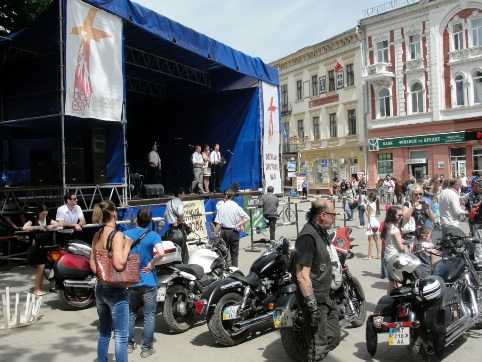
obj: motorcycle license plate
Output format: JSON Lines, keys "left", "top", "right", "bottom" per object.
{"left": 222, "top": 305, "right": 240, "bottom": 320}
{"left": 388, "top": 327, "right": 410, "bottom": 345}
{"left": 156, "top": 285, "right": 167, "bottom": 302}
{"left": 273, "top": 309, "right": 293, "bottom": 328}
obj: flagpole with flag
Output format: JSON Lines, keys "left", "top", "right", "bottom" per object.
{"left": 334, "top": 59, "right": 344, "bottom": 73}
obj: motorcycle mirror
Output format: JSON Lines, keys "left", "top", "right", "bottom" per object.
{"left": 158, "top": 219, "right": 165, "bottom": 229}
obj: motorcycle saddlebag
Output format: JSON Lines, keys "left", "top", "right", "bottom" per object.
{"left": 423, "top": 287, "right": 461, "bottom": 330}
{"left": 275, "top": 284, "right": 297, "bottom": 309}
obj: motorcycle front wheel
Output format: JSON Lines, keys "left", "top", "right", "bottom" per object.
{"left": 280, "top": 308, "right": 307, "bottom": 362}
{"left": 57, "top": 286, "right": 95, "bottom": 310}
{"left": 207, "top": 292, "right": 249, "bottom": 346}
{"left": 163, "top": 284, "right": 195, "bottom": 333}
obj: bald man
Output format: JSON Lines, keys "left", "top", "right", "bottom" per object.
{"left": 292, "top": 199, "right": 341, "bottom": 361}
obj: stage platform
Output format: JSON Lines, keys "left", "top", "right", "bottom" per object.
{"left": 127, "top": 189, "right": 262, "bottom": 207}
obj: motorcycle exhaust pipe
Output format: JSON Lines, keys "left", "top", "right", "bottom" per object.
{"left": 234, "top": 311, "right": 274, "bottom": 329}
{"left": 63, "top": 279, "right": 95, "bottom": 288}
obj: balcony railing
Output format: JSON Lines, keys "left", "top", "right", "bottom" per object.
{"left": 362, "top": 62, "right": 394, "bottom": 86}
{"left": 282, "top": 143, "right": 298, "bottom": 153}
{"left": 281, "top": 103, "right": 292, "bottom": 116}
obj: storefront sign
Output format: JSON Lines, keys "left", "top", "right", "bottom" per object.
{"left": 309, "top": 94, "right": 339, "bottom": 108}
{"left": 304, "top": 151, "right": 330, "bottom": 159}
{"left": 369, "top": 132, "right": 465, "bottom": 151}
{"left": 406, "top": 158, "right": 427, "bottom": 164}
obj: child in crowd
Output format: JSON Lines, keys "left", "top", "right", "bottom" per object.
{"left": 432, "top": 197, "right": 440, "bottom": 229}
{"left": 412, "top": 225, "right": 437, "bottom": 278}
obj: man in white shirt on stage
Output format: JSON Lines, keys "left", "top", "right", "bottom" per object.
{"left": 147, "top": 142, "right": 161, "bottom": 184}
{"left": 210, "top": 144, "right": 222, "bottom": 193}
{"left": 191, "top": 145, "right": 206, "bottom": 194}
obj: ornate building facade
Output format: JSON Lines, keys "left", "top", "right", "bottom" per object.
{"left": 271, "top": 29, "right": 365, "bottom": 193}
{"left": 361, "top": 0, "right": 482, "bottom": 187}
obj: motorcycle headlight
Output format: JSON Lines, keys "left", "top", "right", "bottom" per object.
{"left": 334, "top": 237, "right": 346, "bottom": 249}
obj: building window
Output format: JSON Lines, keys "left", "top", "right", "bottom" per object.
{"left": 281, "top": 84, "right": 288, "bottom": 113}
{"left": 474, "top": 71, "right": 482, "bottom": 104}
{"left": 328, "top": 70, "right": 335, "bottom": 92}
{"left": 453, "top": 23, "right": 464, "bottom": 51}
{"left": 408, "top": 34, "right": 421, "bottom": 60}
{"left": 376, "top": 40, "right": 389, "bottom": 63}
{"left": 313, "top": 117, "right": 320, "bottom": 140}
{"left": 347, "top": 109, "right": 356, "bottom": 135}
{"left": 379, "top": 88, "right": 391, "bottom": 117}
{"left": 312, "top": 75, "right": 318, "bottom": 96}
{"left": 377, "top": 153, "right": 393, "bottom": 176}
{"left": 329, "top": 113, "right": 337, "bottom": 138}
{"left": 346, "top": 64, "right": 354, "bottom": 86}
{"left": 296, "top": 80, "right": 302, "bottom": 100}
{"left": 297, "top": 120, "right": 304, "bottom": 141}
{"left": 472, "top": 18, "right": 482, "bottom": 47}
{"left": 411, "top": 82, "right": 424, "bottom": 113}
{"left": 474, "top": 147, "right": 482, "bottom": 176}
{"left": 455, "top": 74, "right": 465, "bottom": 106}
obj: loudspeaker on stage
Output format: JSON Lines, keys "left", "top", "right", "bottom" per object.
{"left": 144, "top": 184, "right": 164, "bottom": 198}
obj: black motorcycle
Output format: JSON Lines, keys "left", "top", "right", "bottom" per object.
{"left": 418, "top": 231, "right": 482, "bottom": 358}
{"left": 194, "top": 237, "right": 292, "bottom": 346}
{"left": 273, "top": 227, "right": 366, "bottom": 362}
{"left": 366, "top": 230, "right": 482, "bottom": 360}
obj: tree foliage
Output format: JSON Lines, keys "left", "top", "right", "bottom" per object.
{"left": 0, "top": 0, "right": 53, "bottom": 36}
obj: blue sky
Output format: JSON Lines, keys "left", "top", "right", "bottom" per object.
{"left": 134, "top": 0, "right": 401, "bottom": 63}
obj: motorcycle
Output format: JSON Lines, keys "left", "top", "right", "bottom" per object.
{"left": 418, "top": 231, "right": 482, "bottom": 359}
{"left": 43, "top": 237, "right": 96, "bottom": 310}
{"left": 366, "top": 229, "right": 482, "bottom": 360}
{"left": 272, "top": 227, "right": 366, "bottom": 362}
{"left": 194, "top": 236, "right": 292, "bottom": 346}
{"left": 155, "top": 225, "right": 241, "bottom": 333}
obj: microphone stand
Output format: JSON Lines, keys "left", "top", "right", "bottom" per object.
{"left": 227, "top": 149, "right": 234, "bottom": 187}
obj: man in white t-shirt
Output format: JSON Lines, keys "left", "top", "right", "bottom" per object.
{"left": 382, "top": 174, "right": 395, "bottom": 205}
{"left": 56, "top": 191, "right": 86, "bottom": 236}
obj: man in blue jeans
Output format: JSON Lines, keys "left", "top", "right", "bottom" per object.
{"left": 124, "top": 208, "right": 164, "bottom": 358}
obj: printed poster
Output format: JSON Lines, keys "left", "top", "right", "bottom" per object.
{"left": 262, "top": 82, "right": 281, "bottom": 193}
{"left": 65, "top": 0, "right": 123, "bottom": 121}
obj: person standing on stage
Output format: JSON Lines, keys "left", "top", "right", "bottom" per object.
{"left": 214, "top": 189, "right": 250, "bottom": 267}
{"left": 191, "top": 145, "right": 206, "bottom": 194}
{"left": 210, "top": 144, "right": 222, "bottom": 193}
{"left": 147, "top": 142, "right": 161, "bottom": 184}
{"left": 202, "top": 145, "right": 211, "bottom": 193}
{"left": 258, "top": 186, "right": 279, "bottom": 240}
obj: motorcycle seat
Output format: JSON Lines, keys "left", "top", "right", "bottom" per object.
{"left": 230, "top": 271, "right": 260, "bottom": 287}
{"left": 390, "top": 286, "right": 413, "bottom": 297}
{"left": 175, "top": 264, "right": 205, "bottom": 280}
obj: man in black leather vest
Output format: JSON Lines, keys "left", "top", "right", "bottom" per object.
{"left": 292, "top": 199, "right": 341, "bottom": 361}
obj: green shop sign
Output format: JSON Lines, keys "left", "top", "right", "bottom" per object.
{"left": 369, "top": 132, "right": 465, "bottom": 151}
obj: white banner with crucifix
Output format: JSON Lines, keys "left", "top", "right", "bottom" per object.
{"left": 262, "top": 82, "right": 281, "bottom": 194}
{"left": 65, "top": 0, "right": 123, "bottom": 121}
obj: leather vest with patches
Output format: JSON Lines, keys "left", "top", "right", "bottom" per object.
{"left": 296, "top": 222, "right": 332, "bottom": 303}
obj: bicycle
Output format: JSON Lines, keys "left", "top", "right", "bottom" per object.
{"left": 278, "top": 194, "right": 296, "bottom": 223}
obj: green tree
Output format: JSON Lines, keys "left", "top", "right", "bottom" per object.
{"left": 0, "top": 0, "right": 52, "bottom": 36}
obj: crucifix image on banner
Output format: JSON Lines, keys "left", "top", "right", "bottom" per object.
{"left": 65, "top": 0, "right": 123, "bottom": 121}
{"left": 262, "top": 82, "right": 281, "bottom": 194}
